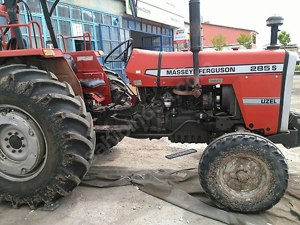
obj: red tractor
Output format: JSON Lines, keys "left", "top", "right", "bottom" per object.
{"left": 0, "top": 0, "right": 299, "bottom": 213}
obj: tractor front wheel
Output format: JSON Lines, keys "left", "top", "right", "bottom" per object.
{"left": 199, "top": 132, "right": 288, "bottom": 213}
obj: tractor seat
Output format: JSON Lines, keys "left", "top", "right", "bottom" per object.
{"left": 80, "top": 79, "right": 106, "bottom": 89}
{"left": 64, "top": 54, "right": 78, "bottom": 73}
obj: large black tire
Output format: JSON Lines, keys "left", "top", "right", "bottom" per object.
{"left": 94, "top": 71, "right": 127, "bottom": 155}
{"left": 199, "top": 132, "right": 288, "bottom": 213}
{"left": 0, "top": 64, "right": 95, "bottom": 209}
{"left": 106, "top": 71, "right": 131, "bottom": 104}
{"left": 95, "top": 132, "right": 124, "bottom": 154}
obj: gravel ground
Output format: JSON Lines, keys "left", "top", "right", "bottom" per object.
{"left": 0, "top": 76, "right": 299, "bottom": 225}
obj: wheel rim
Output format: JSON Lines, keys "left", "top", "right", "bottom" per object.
{"left": 217, "top": 152, "right": 271, "bottom": 201}
{"left": 0, "top": 105, "right": 47, "bottom": 182}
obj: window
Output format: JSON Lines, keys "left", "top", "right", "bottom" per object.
{"left": 110, "top": 27, "right": 119, "bottom": 41}
{"left": 83, "top": 10, "right": 93, "bottom": 22}
{"left": 72, "top": 8, "right": 82, "bottom": 20}
{"left": 84, "top": 24, "right": 94, "bottom": 37}
{"left": 18, "top": 1, "right": 121, "bottom": 52}
{"left": 96, "top": 28, "right": 101, "bottom": 41}
{"left": 26, "top": 0, "right": 42, "bottom": 13}
{"left": 94, "top": 12, "right": 102, "bottom": 24}
{"left": 101, "top": 26, "right": 110, "bottom": 40}
{"left": 128, "top": 20, "right": 135, "bottom": 29}
{"left": 59, "top": 20, "right": 71, "bottom": 36}
{"left": 122, "top": 19, "right": 129, "bottom": 29}
{"left": 143, "top": 37, "right": 152, "bottom": 46}
{"left": 156, "top": 27, "right": 161, "bottom": 34}
{"left": 57, "top": 5, "right": 70, "bottom": 18}
{"left": 136, "top": 22, "right": 141, "bottom": 31}
{"left": 147, "top": 24, "right": 152, "bottom": 33}
{"left": 152, "top": 26, "right": 157, "bottom": 34}
{"left": 163, "top": 37, "right": 170, "bottom": 46}
{"left": 165, "top": 28, "right": 172, "bottom": 36}
{"left": 65, "top": 39, "right": 73, "bottom": 51}
{"left": 102, "top": 40, "right": 111, "bottom": 53}
{"left": 153, "top": 37, "right": 161, "bottom": 46}
{"left": 103, "top": 15, "right": 112, "bottom": 25}
{"left": 142, "top": 23, "right": 147, "bottom": 32}
{"left": 51, "top": 19, "right": 58, "bottom": 35}
{"left": 119, "top": 29, "right": 130, "bottom": 42}
{"left": 121, "top": 18, "right": 173, "bottom": 52}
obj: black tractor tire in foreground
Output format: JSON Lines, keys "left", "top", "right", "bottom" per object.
{"left": 0, "top": 64, "right": 95, "bottom": 209}
{"left": 199, "top": 132, "right": 288, "bottom": 213}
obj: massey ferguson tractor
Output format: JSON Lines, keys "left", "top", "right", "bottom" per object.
{"left": 0, "top": 0, "right": 299, "bottom": 213}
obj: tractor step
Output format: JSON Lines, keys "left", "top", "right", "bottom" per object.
{"left": 94, "top": 124, "right": 133, "bottom": 134}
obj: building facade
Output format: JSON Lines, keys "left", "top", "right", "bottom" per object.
{"left": 3, "top": 0, "right": 185, "bottom": 78}
{"left": 0, "top": 0, "right": 258, "bottom": 77}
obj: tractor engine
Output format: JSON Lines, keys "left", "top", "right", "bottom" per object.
{"left": 125, "top": 47, "right": 298, "bottom": 145}
{"left": 132, "top": 84, "right": 242, "bottom": 143}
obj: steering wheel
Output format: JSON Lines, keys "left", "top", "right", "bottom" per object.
{"left": 104, "top": 38, "right": 133, "bottom": 64}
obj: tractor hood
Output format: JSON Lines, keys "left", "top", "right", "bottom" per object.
{"left": 126, "top": 48, "right": 290, "bottom": 87}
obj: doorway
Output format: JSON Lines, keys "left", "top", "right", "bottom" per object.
{"left": 75, "top": 40, "right": 95, "bottom": 51}
{"left": 131, "top": 30, "right": 162, "bottom": 51}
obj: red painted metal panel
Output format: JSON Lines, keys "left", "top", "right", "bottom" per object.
{"left": 126, "top": 49, "right": 286, "bottom": 135}
{"left": 0, "top": 48, "right": 65, "bottom": 58}
{"left": 67, "top": 50, "right": 112, "bottom": 105}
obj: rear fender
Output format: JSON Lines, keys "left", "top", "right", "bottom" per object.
{"left": 67, "top": 50, "right": 112, "bottom": 105}
{"left": 26, "top": 56, "right": 83, "bottom": 96}
{"left": 0, "top": 49, "right": 83, "bottom": 96}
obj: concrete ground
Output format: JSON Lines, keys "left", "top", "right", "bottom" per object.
{"left": 1, "top": 75, "right": 299, "bottom": 225}
{"left": 0, "top": 138, "right": 222, "bottom": 225}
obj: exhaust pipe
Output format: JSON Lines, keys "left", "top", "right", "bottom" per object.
{"left": 189, "top": 0, "right": 202, "bottom": 97}
{"left": 266, "top": 16, "right": 283, "bottom": 50}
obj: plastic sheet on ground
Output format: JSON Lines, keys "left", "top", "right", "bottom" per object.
{"left": 82, "top": 147, "right": 300, "bottom": 225}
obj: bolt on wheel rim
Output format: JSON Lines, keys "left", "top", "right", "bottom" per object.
{"left": 0, "top": 105, "right": 47, "bottom": 182}
{"left": 217, "top": 153, "right": 271, "bottom": 200}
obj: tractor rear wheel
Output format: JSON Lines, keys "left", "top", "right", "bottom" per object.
{"left": 199, "top": 132, "right": 288, "bottom": 213}
{"left": 0, "top": 64, "right": 95, "bottom": 208}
